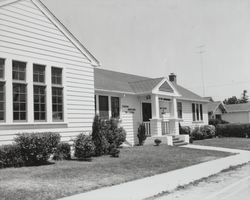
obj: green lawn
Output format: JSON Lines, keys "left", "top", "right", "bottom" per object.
{"left": 0, "top": 145, "right": 231, "bottom": 200}
{"left": 194, "top": 137, "right": 250, "bottom": 151}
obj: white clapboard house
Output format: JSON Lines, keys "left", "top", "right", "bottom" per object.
{"left": 0, "top": 0, "right": 209, "bottom": 146}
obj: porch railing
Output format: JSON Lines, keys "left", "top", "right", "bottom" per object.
{"left": 143, "top": 122, "right": 151, "bottom": 137}
{"left": 162, "top": 120, "right": 170, "bottom": 135}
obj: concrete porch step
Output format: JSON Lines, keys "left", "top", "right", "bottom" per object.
{"left": 144, "top": 136, "right": 170, "bottom": 146}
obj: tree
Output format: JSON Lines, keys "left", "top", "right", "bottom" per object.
{"left": 223, "top": 90, "right": 248, "bottom": 105}
{"left": 240, "top": 90, "right": 248, "bottom": 103}
{"left": 223, "top": 96, "right": 239, "bottom": 105}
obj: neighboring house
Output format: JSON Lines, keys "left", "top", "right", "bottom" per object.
{"left": 0, "top": 0, "right": 209, "bottom": 146}
{"left": 0, "top": 0, "right": 99, "bottom": 144}
{"left": 207, "top": 101, "right": 227, "bottom": 120}
{"left": 95, "top": 70, "right": 209, "bottom": 145}
{"left": 222, "top": 103, "right": 250, "bottom": 123}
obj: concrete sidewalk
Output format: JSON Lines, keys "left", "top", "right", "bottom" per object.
{"left": 58, "top": 145, "right": 250, "bottom": 200}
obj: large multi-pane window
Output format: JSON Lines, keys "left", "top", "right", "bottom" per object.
{"left": 0, "top": 83, "right": 5, "bottom": 121}
{"left": 192, "top": 103, "right": 203, "bottom": 122}
{"left": 13, "top": 61, "right": 26, "bottom": 121}
{"left": 52, "top": 87, "right": 63, "bottom": 121}
{"left": 111, "top": 97, "right": 120, "bottom": 118}
{"left": 34, "top": 86, "right": 46, "bottom": 121}
{"left": 13, "top": 84, "right": 27, "bottom": 121}
{"left": 33, "top": 64, "right": 45, "bottom": 83}
{"left": 52, "top": 67, "right": 63, "bottom": 121}
{"left": 0, "top": 58, "right": 4, "bottom": 79}
{"left": 33, "top": 64, "right": 46, "bottom": 121}
{"left": 13, "top": 61, "right": 26, "bottom": 81}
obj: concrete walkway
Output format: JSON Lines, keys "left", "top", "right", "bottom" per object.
{"left": 58, "top": 145, "right": 250, "bottom": 200}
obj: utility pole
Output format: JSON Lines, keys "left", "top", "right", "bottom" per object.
{"left": 197, "top": 45, "right": 206, "bottom": 97}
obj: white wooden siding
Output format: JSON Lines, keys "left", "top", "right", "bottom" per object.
{"left": 222, "top": 112, "right": 250, "bottom": 123}
{"left": 179, "top": 100, "right": 208, "bottom": 127}
{"left": 120, "top": 95, "right": 141, "bottom": 145}
{"left": 0, "top": 0, "right": 95, "bottom": 144}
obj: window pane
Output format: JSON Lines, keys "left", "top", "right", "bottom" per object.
{"left": 33, "top": 64, "right": 45, "bottom": 83}
{"left": 33, "top": 86, "right": 46, "bottom": 121}
{"left": 177, "top": 102, "right": 182, "bottom": 119}
{"left": 99, "top": 95, "right": 109, "bottom": 119}
{"left": 196, "top": 104, "right": 200, "bottom": 121}
{"left": 13, "top": 84, "right": 26, "bottom": 121}
{"left": 12, "top": 61, "right": 26, "bottom": 81}
{"left": 52, "top": 87, "right": 63, "bottom": 121}
{"left": 52, "top": 67, "right": 62, "bottom": 85}
{"left": 200, "top": 104, "right": 203, "bottom": 121}
{"left": 192, "top": 103, "right": 196, "bottom": 121}
{"left": 111, "top": 97, "right": 120, "bottom": 118}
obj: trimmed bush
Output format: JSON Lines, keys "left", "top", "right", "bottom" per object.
{"left": 92, "top": 116, "right": 109, "bottom": 156}
{"left": 109, "top": 144, "right": 120, "bottom": 158}
{"left": 217, "top": 123, "right": 250, "bottom": 138}
{"left": 154, "top": 139, "right": 162, "bottom": 146}
{"left": 0, "top": 144, "right": 24, "bottom": 168}
{"left": 15, "top": 132, "right": 60, "bottom": 165}
{"left": 137, "top": 123, "right": 146, "bottom": 145}
{"left": 53, "top": 142, "right": 71, "bottom": 161}
{"left": 191, "top": 125, "right": 216, "bottom": 140}
{"left": 209, "top": 119, "right": 229, "bottom": 127}
{"left": 74, "top": 134, "right": 95, "bottom": 161}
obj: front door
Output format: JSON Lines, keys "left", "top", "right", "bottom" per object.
{"left": 142, "top": 103, "right": 152, "bottom": 122}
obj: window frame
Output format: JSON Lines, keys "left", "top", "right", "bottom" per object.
{"left": 51, "top": 67, "right": 63, "bottom": 86}
{"left": 34, "top": 85, "right": 47, "bottom": 122}
{"left": 52, "top": 87, "right": 64, "bottom": 122}
{"left": 98, "top": 95, "right": 109, "bottom": 120}
{"left": 12, "top": 60, "right": 26, "bottom": 82}
{"left": 0, "top": 58, "right": 5, "bottom": 80}
{"left": 33, "top": 64, "right": 46, "bottom": 84}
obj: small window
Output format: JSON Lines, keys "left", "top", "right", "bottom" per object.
{"left": 13, "top": 84, "right": 27, "bottom": 121}
{"left": 99, "top": 95, "right": 109, "bottom": 119}
{"left": 192, "top": 103, "right": 195, "bottom": 121}
{"left": 13, "top": 61, "right": 26, "bottom": 81}
{"left": 52, "top": 87, "right": 63, "bottom": 121}
{"left": 52, "top": 67, "right": 62, "bottom": 85}
{"left": 0, "top": 58, "right": 4, "bottom": 79}
{"left": 33, "top": 64, "right": 45, "bottom": 83}
{"left": 177, "top": 102, "right": 182, "bottom": 119}
{"left": 0, "top": 83, "right": 5, "bottom": 121}
{"left": 111, "top": 97, "right": 120, "bottom": 118}
{"left": 215, "top": 114, "right": 221, "bottom": 120}
{"left": 34, "top": 86, "right": 46, "bottom": 121}
{"left": 200, "top": 104, "right": 203, "bottom": 121}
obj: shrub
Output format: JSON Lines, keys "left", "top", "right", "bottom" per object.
{"left": 53, "top": 142, "right": 71, "bottom": 161}
{"left": 217, "top": 123, "right": 250, "bottom": 138}
{"left": 74, "top": 134, "right": 95, "bottom": 161}
{"left": 137, "top": 123, "right": 146, "bottom": 145}
{"left": 191, "top": 125, "right": 216, "bottom": 140}
{"left": 104, "top": 119, "right": 126, "bottom": 148}
{"left": 179, "top": 123, "right": 191, "bottom": 135}
{"left": 154, "top": 139, "right": 162, "bottom": 146}
{"left": 209, "top": 119, "right": 229, "bottom": 127}
{"left": 15, "top": 132, "right": 60, "bottom": 165}
{"left": 109, "top": 144, "right": 120, "bottom": 158}
{"left": 0, "top": 144, "right": 24, "bottom": 168}
{"left": 92, "top": 116, "right": 109, "bottom": 156}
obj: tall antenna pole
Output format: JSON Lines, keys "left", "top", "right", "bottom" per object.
{"left": 197, "top": 45, "right": 206, "bottom": 96}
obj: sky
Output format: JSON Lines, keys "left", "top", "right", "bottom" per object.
{"left": 42, "top": 0, "right": 250, "bottom": 101}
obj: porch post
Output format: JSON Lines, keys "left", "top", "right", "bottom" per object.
{"left": 150, "top": 94, "right": 162, "bottom": 136}
{"left": 169, "top": 97, "right": 179, "bottom": 135}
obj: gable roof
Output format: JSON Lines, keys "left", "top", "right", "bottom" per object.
{"left": 94, "top": 68, "right": 207, "bottom": 102}
{"left": 0, "top": 0, "right": 100, "bottom": 66}
{"left": 225, "top": 103, "right": 250, "bottom": 113}
{"left": 208, "top": 101, "right": 227, "bottom": 114}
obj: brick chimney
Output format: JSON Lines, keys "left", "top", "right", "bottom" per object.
{"left": 169, "top": 73, "right": 177, "bottom": 84}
